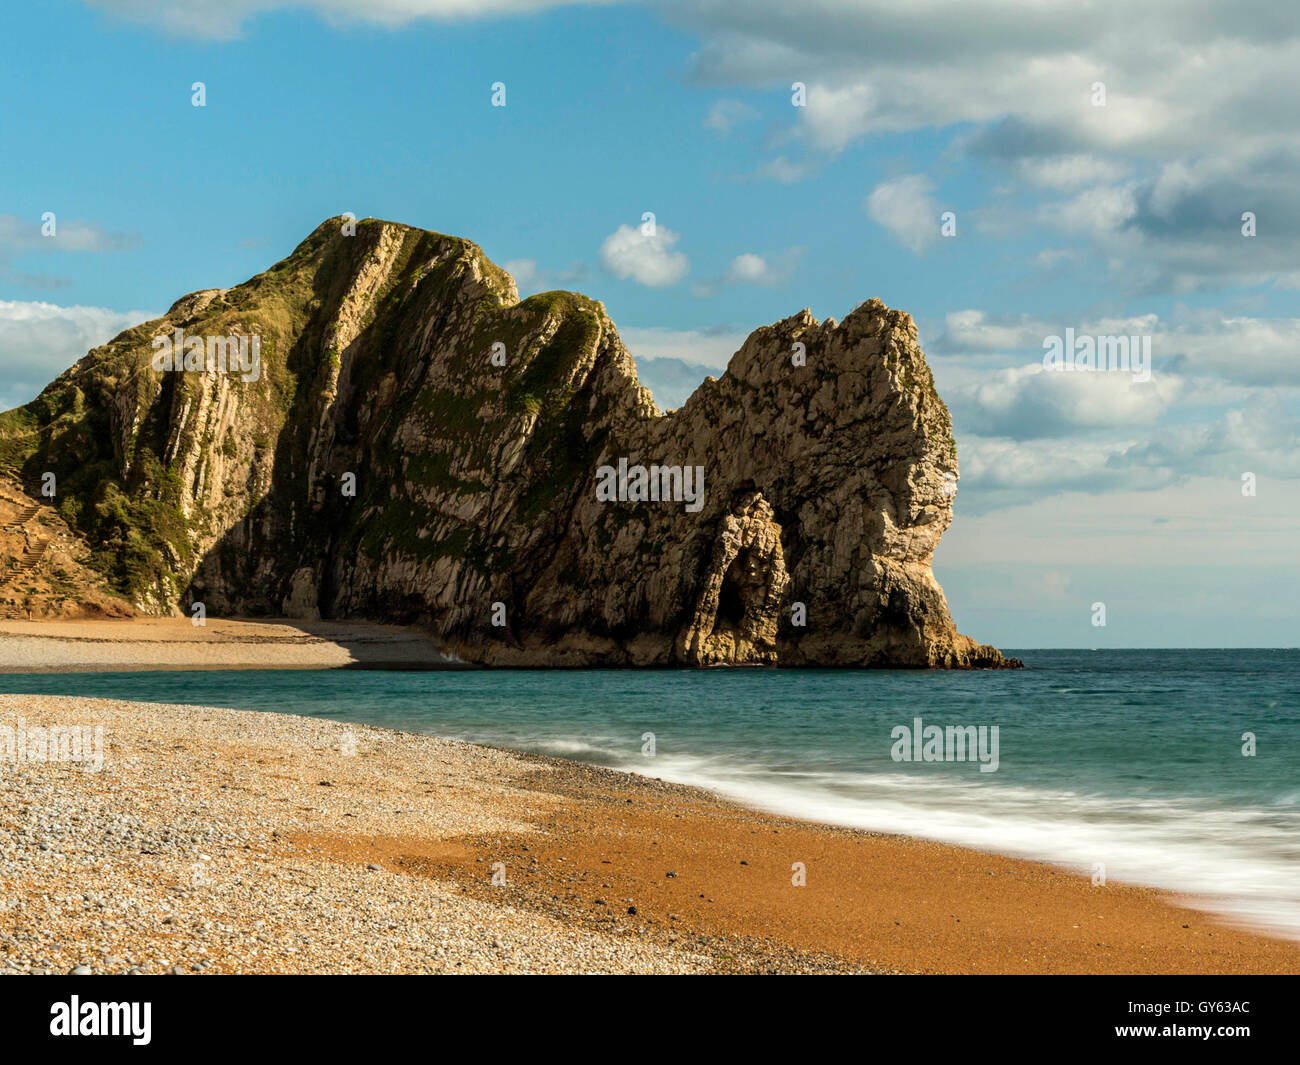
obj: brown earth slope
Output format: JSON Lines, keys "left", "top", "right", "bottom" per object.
{"left": 0, "top": 477, "right": 133, "bottom": 621}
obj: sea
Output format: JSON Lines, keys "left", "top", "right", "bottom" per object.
{"left": 4, "top": 648, "right": 1297, "bottom": 940}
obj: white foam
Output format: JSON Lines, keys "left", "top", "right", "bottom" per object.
{"left": 605, "top": 751, "right": 1300, "bottom": 941}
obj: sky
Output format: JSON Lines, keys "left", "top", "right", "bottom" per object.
{"left": 2, "top": 0, "right": 1298, "bottom": 647}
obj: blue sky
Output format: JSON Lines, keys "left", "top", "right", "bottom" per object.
{"left": 2, "top": 0, "right": 1298, "bottom": 646}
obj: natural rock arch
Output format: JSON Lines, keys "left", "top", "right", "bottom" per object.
{"left": 677, "top": 492, "right": 790, "bottom": 665}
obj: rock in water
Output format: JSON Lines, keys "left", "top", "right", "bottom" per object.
{"left": 0, "top": 217, "right": 1018, "bottom": 669}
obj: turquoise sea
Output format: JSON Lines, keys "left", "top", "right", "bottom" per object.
{"left": 4, "top": 648, "right": 1297, "bottom": 938}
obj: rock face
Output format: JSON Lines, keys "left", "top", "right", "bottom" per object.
{"left": 0, "top": 217, "right": 1018, "bottom": 668}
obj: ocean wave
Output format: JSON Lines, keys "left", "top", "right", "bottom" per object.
{"left": 603, "top": 750, "right": 1300, "bottom": 941}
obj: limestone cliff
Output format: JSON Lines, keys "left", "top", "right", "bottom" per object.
{"left": 0, "top": 218, "right": 1018, "bottom": 668}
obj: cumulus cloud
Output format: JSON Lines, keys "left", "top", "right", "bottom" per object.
{"left": 1109, "top": 394, "right": 1300, "bottom": 480}
{"left": 865, "top": 174, "right": 941, "bottom": 253}
{"left": 620, "top": 324, "right": 750, "bottom": 408}
{"left": 598, "top": 223, "right": 690, "bottom": 287}
{"left": 950, "top": 395, "right": 1300, "bottom": 513}
{"left": 665, "top": 0, "right": 1300, "bottom": 290}
{"left": 930, "top": 310, "right": 1160, "bottom": 356}
{"left": 0, "top": 300, "right": 157, "bottom": 412}
{"left": 929, "top": 310, "right": 1045, "bottom": 354}
{"left": 620, "top": 325, "right": 747, "bottom": 370}
{"left": 946, "top": 363, "right": 1177, "bottom": 440}
{"left": 1152, "top": 314, "right": 1300, "bottom": 385}
{"left": 723, "top": 252, "right": 770, "bottom": 284}
{"left": 798, "top": 83, "right": 877, "bottom": 153}
{"left": 957, "top": 433, "right": 1156, "bottom": 503}
{"left": 920, "top": 303, "right": 1300, "bottom": 512}
{"left": 723, "top": 248, "right": 801, "bottom": 286}
{"left": 673, "top": 1, "right": 1300, "bottom": 157}
{"left": 632, "top": 357, "right": 714, "bottom": 410}
{"left": 929, "top": 308, "right": 1300, "bottom": 388}
{"left": 1015, "top": 155, "right": 1131, "bottom": 191}
{"left": 687, "top": 247, "right": 803, "bottom": 297}
{"left": 1048, "top": 182, "right": 1139, "bottom": 235}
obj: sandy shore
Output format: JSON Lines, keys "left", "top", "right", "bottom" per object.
{"left": 1, "top": 694, "right": 1298, "bottom": 974}
{"left": 0, "top": 618, "right": 452, "bottom": 672}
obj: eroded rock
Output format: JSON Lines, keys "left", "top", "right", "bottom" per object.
{"left": 0, "top": 217, "right": 1019, "bottom": 669}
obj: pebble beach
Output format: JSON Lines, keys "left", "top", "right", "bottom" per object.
{"left": 3, "top": 690, "right": 1298, "bottom": 975}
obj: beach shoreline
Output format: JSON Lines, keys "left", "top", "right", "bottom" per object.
{"left": 1, "top": 693, "right": 1297, "bottom": 974}
{"left": 0, "top": 618, "right": 455, "bottom": 673}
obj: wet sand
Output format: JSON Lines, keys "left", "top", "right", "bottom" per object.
{"left": 406, "top": 762, "right": 1300, "bottom": 974}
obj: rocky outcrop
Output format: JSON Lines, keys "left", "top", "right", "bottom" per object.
{"left": 676, "top": 492, "right": 790, "bottom": 666}
{"left": 0, "top": 217, "right": 1019, "bottom": 668}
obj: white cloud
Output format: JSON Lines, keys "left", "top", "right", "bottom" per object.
{"left": 931, "top": 310, "right": 1043, "bottom": 353}
{"left": 721, "top": 249, "right": 801, "bottom": 287}
{"left": 916, "top": 304, "right": 1300, "bottom": 516}
{"left": 940, "top": 475, "right": 1300, "bottom": 569}
{"left": 499, "top": 260, "right": 535, "bottom": 284}
{"left": 931, "top": 310, "right": 1161, "bottom": 355}
{"left": 1016, "top": 155, "right": 1131, "bottom": 191}
{"left": 1048, "top": 182, "right": 1139, "bottom": 235}
{"left": 1153, "top": 313, "right": 1300, "bottom": 385}
{"left": 703, "top": 98, "right": 758, "bottom": 134}
{"left": 619, "top": 325, "right": 746, "bottom": 370}
{"left": 689, "top": 247, "right": 803, "bottom": 296}
{"left": 936, "top": 374, "right": 1300, "bottom": 513}
{"left": 88, "top": 0, "right": 598, "bottom": 38}
{"left": 799, "top": 83, "right": 877, "bottom": 152}
{"left": 674, "top": 2, "right": 1300, "bottom": 160}
{"left": 958, "top": 433, "right": 1145, "bottom": 497}
{"left": 929, "top": 308, "right": 1300, "bottom": 387}
{"left": 598, "top": 223, "right": 690, "bottom": 287}
{"left": 753, "top": 156, "right": 817, "bottom": 184}
{"left": 503, "top": 258, "right": 538, "bottom": 286}
{"left": 0, "top": 300, "right": 157, "bottom": 412}
{"left": 667, "top": 0, "right": 1300, "bottom": 291}
{"left": 723, "top": 252, "right": 769, "bottom": 284}
{"left": 948, "top": 362, "right": 1178, "bottom": 439}
{"left": 1032, "top": 247, "right": 1077, "bottom": 269}
{"left": 865, "top": 174, "right": 941, "bottom": 254}
{"left": 503, "top": 257, "right": 587, "bottom": 295}
{"left": 0, "top": 214, "right": 139, "bottom": 253}
{"left": 0, "top": 214, "right": 141, "bottom": 289}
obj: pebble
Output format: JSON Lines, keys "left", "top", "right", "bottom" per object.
{"left": 0, "top": 694, "right": 710, "bottom": 976}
